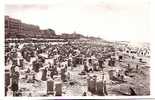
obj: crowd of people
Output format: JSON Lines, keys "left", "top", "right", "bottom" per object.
{"left": 5, "top": 39, "right": 150, "bottom": 96}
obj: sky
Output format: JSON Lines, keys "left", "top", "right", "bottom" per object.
{"left": 5, "top": 0, "right": 150, "bottom": 42}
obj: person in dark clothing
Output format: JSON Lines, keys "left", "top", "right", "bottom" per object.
{"left": 72, "top": 57, "right": 77, "bottom": 67}
{"left": 11, "top": 71, "right": 20, "bottom": 96}
{"left": 12, "top": 59, "right": 18, "bottom": 66}
{"left": 5, "top": 69, "right": 10, "bottom": 96}
{"left": 19, "top": 59, "right": 24, "bottom": 68}
{"left": 98, "top": 59, "right": 103, "bottom": 69}
{"left": 89, "top": 59, "right": 92, "bottom": 65}
{"left": 103, "top": 81, "right": 108, "bottom": 95}
{"left": 136, "top": 64, "right": 139, "bottom": 72}
{"left": 84, "top": 64, "right": 88, "bottom": 72}
{"left": 32, "top": 61, "right": 41, "bottom": 73}
{"left": 118, "top": 55, "right": 123, "bottom": 61}
{"left": 68, "top": 59, "right": 72, "bottom": 67}
{"left": 49, "top": 65, "right": 58, "bottom": 79}
{"left": 10, "top": 65, "right": 16, "bottom": 79}
{"left": 5, "top": 86, "right": 8, "bottom": 96}
{"left": 41, "top": 67, "right": 47, "bottom": 81}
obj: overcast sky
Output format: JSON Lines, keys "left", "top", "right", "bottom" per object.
{"left": 5, "top": 0, "right": 150, "bottom": 42}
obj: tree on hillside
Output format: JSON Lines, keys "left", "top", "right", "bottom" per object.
{"left": 47, "top": 28, "right": 56, "bottom": 36}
